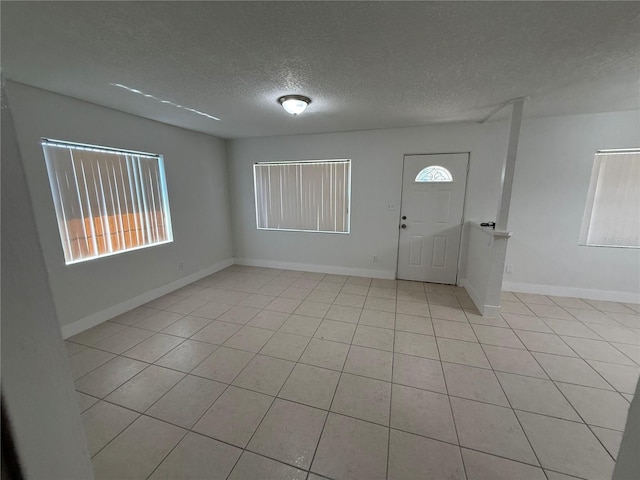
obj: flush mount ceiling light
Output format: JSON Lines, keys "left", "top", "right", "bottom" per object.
{"left": 278, "top": 95, "right": 311, "bottom": 115}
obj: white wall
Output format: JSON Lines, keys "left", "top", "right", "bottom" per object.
{"left": 229, "top": 122, "right": 508, "bottom": 277}
{"left": 6, "top": 82, "right": 234, "bottom": 330}
{"left": 229, "top": 110, "right": 640, "bottom": 301}
{"left": 504, "top": 110, "right": 640, "bottom": 301}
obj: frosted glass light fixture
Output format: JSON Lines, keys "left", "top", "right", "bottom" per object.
{"left": 278, "top": 95, "right": 311, "bottom": 115}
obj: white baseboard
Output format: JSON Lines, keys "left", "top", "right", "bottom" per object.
{"left": 459, "top": 278, "right": 501, "bottom": 317}
{"left": 61, "top": 258, "right": 234, "bottom": 339}
{"left": 234, "top": 257, "right": 396, "bottom": 280}
{"left": 502, "top": 281, "right": 640, "bottom": 304}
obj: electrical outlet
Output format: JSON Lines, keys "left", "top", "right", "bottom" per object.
{"left": 387, "top": 204, "right": 396, "bottom": 211}
{"left": 372, "top": 255, "right": 378, "bottom": 263}
{"left": 178, "top": 262, "right": 184, "bottom": 270}
{"left": 505, "top": 264, "right": 513, "bottom": 274}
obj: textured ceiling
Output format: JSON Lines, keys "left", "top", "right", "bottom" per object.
{"left": 2, "top": 1, "right": 639, "bottom": 139}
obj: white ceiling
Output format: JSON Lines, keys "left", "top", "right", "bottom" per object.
{"left": 2, "top": 1, "right": 639, "bottom": 139}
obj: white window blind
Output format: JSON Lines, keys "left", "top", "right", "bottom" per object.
{"left": 42, "top": 139, "right": 173, "bottom": 264}
{"left": 580, "top": 149, "right": 640, "bottom": 248}
{"left": 253, "top": 159, "right": 351, "bottom": 233}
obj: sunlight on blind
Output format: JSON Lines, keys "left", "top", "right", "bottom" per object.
{"left": 42, "top": 139, "right": 173, "bottom": 264}
{"left": 253, "top": 160, "right": 351, "bottom": 233}
{"left": 580, "top": 150, "right": 640, "bottom": 248}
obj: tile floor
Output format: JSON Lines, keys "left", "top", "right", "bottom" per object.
{"left": 66, "top": 266, "right": 640, "bottom": 480}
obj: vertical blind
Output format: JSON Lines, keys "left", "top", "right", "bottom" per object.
{"left": 580, "top": 150, "right": 640, "bottom": 248}
{"left": 253, "top": 160, "right": 351, "bottom": 233}
{"left": 42, "top": 139, "right": 173, "bottom": 264}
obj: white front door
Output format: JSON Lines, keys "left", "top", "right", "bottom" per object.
{"left": 397, "top": 153, "right": 469, "bottom": 284}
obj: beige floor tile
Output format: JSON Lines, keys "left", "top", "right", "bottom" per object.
{"left": 294, "top": 300, "right": 331, "bottom": 318}
{"left": 549, "top": 296, "right": 594, "bottom": 310}
{"left": 515, "top": 330, "right": 576, "bottom": 356}
{"left": 567, "top": 307, "right": 620, "bottom": 325}
{"left": 608, "top": 311, "right": 640, "bottom": 329}
{"left": 259, "top": 331, "right": 310, "bottom": 361}
{"left": 105, "top": 365, "right": 184, "bottom": 412}
{"left": 466, "top": 311, "right": 510, "bottom": 327}
{"left": 69, "top": 348, "right": 116, "bottom": 380}
{"left": 94, "top": 327, "right": 155, "bottom": 354}
{"left": 611, "top": 342, "right": 640, "bottom": 364}
{"left": 123, "top": 333, "right": 184, "bottom": 363}
{"left": 247, "top": 310, "right": 289, "bottom": 330}
{"left": 434, "top": 319, "right": 477, "bottom": 342}
{"left": 396, "top": 300, "right": 429, "bottom": 317}
{"left": 396, "top": 289, "right": 427, "bottom": 303}
{"left": 248, "top": 399, "right": 326, "bottom": 469}
{"left": 437, "top": 338, "right": 489, "bottom": 368}
{"left": 325, "top": 304, "right": 362, "bottom": 323}
{"left": 346, "top": 276, "right": 373, "bottom": 286}
{"left": 239, "top": 293, "right": 276, "bottom": 309}
{"left": 502, "top": 313, "right": 553, "bottom": 333}
{"left": 160, "top": 316, "right": 211, "bottom": 338}
{"left": 344, "top": 345, "right": 393, "bottom": 381}
{"left": 590, "top": 426, "right": 623, "bottom": 459}
{"left": 91, "top": 416, "right": 185, "bottom": 480}
{"left": 364, "top": 296, "right": 397, "bottom": 313}
{"left": 189, "top": 346, "right": 253, "bottom": 383}
{"left": 395, "top": 313, "right": 434, "bottom": 335}
{"left": 587, "top": 323, "right": 640, "bottom": 344}
{"left": 586, "top": 360, "right": 640, "bottom": 394}
{"left": 397, "top": 280, "right": 425, "bottom": 292}
{"left": 311, "top": 413, "right": 388, "bottom": 480}
{"left": 500, "top": 301, "right": 534, "bottom": 315}
{"left": 360, "top": 309, "right": 396, "bottom": 329}
{"left": 165, "top": 298, "right": 208, "bottom": 315}
{"left": 299, "top": 338, "right": 349, "bottom": 371}
{"left": 110, "top": 306, "right": 157, "bottom": 326}
{"left": 395, "top": 331, "right": 439, "bottom": 359}
{"left": 341, "top": 283, "right": 370, "bottom": 296}
{"left": 307, "top": 289, "right": 339, "bottom": 304}
{"left": 193, "top": 386, "right": 272, "bottom": 447}
{"left": 279, "top": 314, "right": 322, "bottom": 336}
{"left": 368, "top": 286, "right": 397, "bottom": 299}
{"left": 146, "top": 375, "right": 226, "bottom": 428}
{"left": 76, "top": 391, "right": 99, "bottom": 412}
{"left": 425, "top": 283, "right": 455, "bottom": 295}
{"left": 556, "top": 382, "right": 630, "bottom": 430}
{"left": 392, "top": 353, "right": 446, "bottom": 393}
{"left": 513, "top": 293, "right": 555, "bottom": 306}
{"left": 69, "top": 321, "right": 128, "bottom": 346}
{"left": 278, "top": 363, "right": 340, "bottom": 410}
{"left": 232, "top": 354, "right": 295, "bottom": 395}
{"left": 473, "top": 325, "right": 525, "bottom": 349}
{"left": 190, "top": 301, "right": 233, "bottom": 320}
{"left": 266, "top": 297, "right": 303, "bottom": 314}
{"left": 532, "top": 352, "right": 612, "bottom": 389}
{"left": 154, "top": 339, "right": 217, "bottom": 373}
{"left": 496, "top": 372, "right": 581, "bottom": 421}
{"left": 218, "top": 306, "right": 262, "bottom": 325}
{"left": 149, "top": 432, "right": 241, "bottom": 480}
{"left": 228, "top": 451, "right": 306, "bottom": 480}
{"left": 332, "top": 373, "right": 391, "bottom": 425}
{"left": 427, "top": 293, "right": 461, "bottom": 307}
{"left": 583, "top": 301, "right": 635, "bottom": 314}
{"left": 281, "top": 286, "right": 313, "bottom": 300}
{"left": 314, "top": 319, "right": 357, "bottom": 343}
{"left": 541, "top": 318, "right": 601, "bottom": 340}
{"left": 389, "top": 429, "right": 465, "bottom": 480}
{"left": 191, "top": 320, "right": 242, "bottom": 344}
{"left": 482, "top": 344, "right": 548, "bottom": 378}
{"left": 334, "top": 293, "right": 366, "bottom": 308}
{"left": 352, "top": 324, "right": 394, "bottom": 351}
{"left": 223, "top": 326, "right": 274, "bottom": 353}
{"left": 461, "top": 448, "right": 546, "bottom": 480}
{"left": 429, "top": 305, "right": 467, "bottom": 322}
{"left": 561, "top": 337, "right": 635, "bottom": 365}
{"left": 145, "top": 294, "right": 182, "bottom": 310}
{"left": 516, "top": 411, "right": 614, "bottom": 480}
{"left": 75, "top": 356, "right": 148, "bottom": 398}
{"left": 81, "top": 401, "right": 139, "bottom": 455}
{"left": 135, "top": 311, "right": 185, "bottom": 332}
{"left": 443, "top": 363, "right": 508, "bottom": 406}
{"left": 65, "top": 341, "right": 86, "bottom": 357}
{"left": 527, "top": 304, "right": 573, "bottom": 320}
{"left": 451, "top": 397, "right": 537, "bottom": 464}
{"left": 391, "top": 384, "right": 457, "bottom": 443}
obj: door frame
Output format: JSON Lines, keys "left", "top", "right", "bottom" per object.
{"left": 395, "top": 152, "right": 471, "bottom": 285}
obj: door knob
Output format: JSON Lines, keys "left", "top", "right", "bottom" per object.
{"left": 401, "top": 224, "right": 407, "bottom": 229}
{"left": 402, "top": 216, "right": 407, "bottom": 220}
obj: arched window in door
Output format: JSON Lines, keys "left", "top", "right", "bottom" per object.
{"left": 415, "top": 165, "right": 453, "bottom": 183}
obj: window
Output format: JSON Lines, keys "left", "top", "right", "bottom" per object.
{"left": 41, "top": 139, "right": 173, "bottom": 264}
{"left": 253, "top": 159, "right": 351, "bottom": 233}
{"left": 580, "top": 149, "right": 639, "bottom": 248}
{"left": 415, "top": 165, "right": 453, "bottom": 182}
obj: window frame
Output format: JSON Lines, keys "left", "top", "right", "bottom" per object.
{"left": 41, "top": 138, "right": 174, "bottom": 265}
{"left": 253, "top": 159, "right": 352, "bottom": 235}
